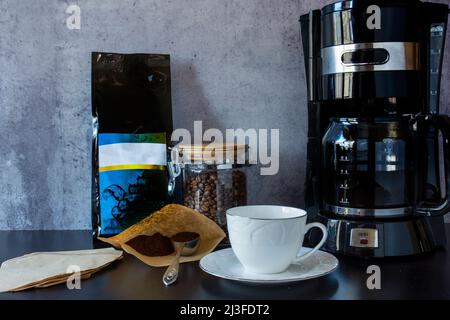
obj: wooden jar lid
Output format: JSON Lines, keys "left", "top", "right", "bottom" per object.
{"left": 173, "top": 144, "right": 248, "bottom": 164}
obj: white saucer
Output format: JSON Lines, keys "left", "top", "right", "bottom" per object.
{"left": 199, "top": 247, "right": 338, "bottom": 284}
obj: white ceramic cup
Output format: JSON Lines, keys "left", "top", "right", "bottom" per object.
{"left": 226, "top": 205, "right": 328, "bottom": 274}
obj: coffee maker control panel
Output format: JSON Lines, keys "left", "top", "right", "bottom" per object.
{"left": 350, "top": 228, "right": 379, "bottom": 248}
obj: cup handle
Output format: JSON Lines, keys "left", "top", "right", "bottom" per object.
{"left": 294, "top": 222, "right": 328, "bottom": 263}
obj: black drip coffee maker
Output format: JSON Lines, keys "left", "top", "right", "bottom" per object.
{"left": 300, "top": 0, "right": 450, "bottom": 257}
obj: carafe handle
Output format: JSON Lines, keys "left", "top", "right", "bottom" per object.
{"left": 415, "top": 115, "right": 450, "bottom": 216}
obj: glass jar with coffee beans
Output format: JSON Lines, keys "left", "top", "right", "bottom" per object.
{"left": 169, "top": 144, "right": 250, "bottom": 239}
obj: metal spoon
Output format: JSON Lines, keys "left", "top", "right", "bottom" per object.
{"left": 163, "top": 233, "right": 200, "bottom": 286}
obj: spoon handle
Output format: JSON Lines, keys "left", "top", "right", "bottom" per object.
{"left": 163, "top": 246, "right": 183, "bottom": 286}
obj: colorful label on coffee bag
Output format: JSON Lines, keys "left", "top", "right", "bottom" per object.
{"left": 98, "top": 133, "right": 168, "bottom": 235}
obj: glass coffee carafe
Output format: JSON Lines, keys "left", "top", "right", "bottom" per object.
{"left": 322, "top": 116, "right": 450, "bottom": 218}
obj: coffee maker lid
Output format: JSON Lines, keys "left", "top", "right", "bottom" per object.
{"left": 322, "top": 0, "right": 353, "bottom": 15}
{"left": 321, "top": 0, "right": 423, "bottom": 15}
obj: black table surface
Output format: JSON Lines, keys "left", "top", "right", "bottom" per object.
{"left": 1, "top": 226, "right": 449, "bottom": 300}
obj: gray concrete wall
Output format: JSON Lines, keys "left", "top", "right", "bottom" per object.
{"left": 1, "top": 0, "right": 450, "bottom": 230}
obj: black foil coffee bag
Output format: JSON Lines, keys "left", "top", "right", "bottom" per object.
{"left": 92, "top": 52, "right": 173, "bottom": 237}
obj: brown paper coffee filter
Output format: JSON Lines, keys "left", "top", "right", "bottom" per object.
{"left": 0, "top": 248, "right": 123, "bottom": 292}
{"left": 33, "top": 273, "right": 93, "bottom": 289}
{"left": 15, "top": 270, "right": 94, "bottom": 291}
{"left": 98, "top": 204, "right": 226, "bottom": 267}
{"left": 14, "top": 260, "right": 117, "bottom": 291}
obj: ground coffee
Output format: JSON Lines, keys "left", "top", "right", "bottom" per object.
{"left": 126, "top": 233, "right": 174, "bottom": 257}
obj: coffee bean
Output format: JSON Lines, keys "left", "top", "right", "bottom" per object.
{"left": 182, "top": 169, "right": 247, "bottom": 236}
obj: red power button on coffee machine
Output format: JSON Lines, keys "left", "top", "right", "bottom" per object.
{"left": 360, "top": 238, "right": 369, "bottom": 245}
{"left": 349, "top": 229, "right": 378, "bottom": 248}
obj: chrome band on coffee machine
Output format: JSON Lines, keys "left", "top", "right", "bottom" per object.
{"left": 323, "top": 205, "right": 412, "bottom": 218}
{"left": 321, "top": 42, "right": 420, "bottom": 75}
{"left": 300, "top": 0, "right": 450, "bottom": 257}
